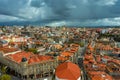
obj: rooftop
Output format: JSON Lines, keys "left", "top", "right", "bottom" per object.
{"left": 7, "top": 51, "right": 53, "bottom": 64}
{"left": 55, "top": 62, "right": 81, "bottom": 80}
{"left": 88, "top": 71, "right": 113, "bottom": 80}
{"left": 0, "top": 46, "right": 18, "bottom": 54}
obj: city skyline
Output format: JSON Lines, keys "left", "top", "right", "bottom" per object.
{"left": 0, "top": 0, "right": 120, "bottom": 26}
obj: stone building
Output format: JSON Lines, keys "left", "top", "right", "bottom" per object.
{"left": 0, "top": 48, "right": 58, "bottom": 80}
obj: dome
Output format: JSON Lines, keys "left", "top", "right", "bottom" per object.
{"left": 55, "top": 62, "right": 81, "bottom": 80}
{"left": 21, "top": 57, "right": 27, "bottom": 62}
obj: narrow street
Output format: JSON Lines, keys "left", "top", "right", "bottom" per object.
{"left": 78, "top": 43, "right": 88, "bottom": 80}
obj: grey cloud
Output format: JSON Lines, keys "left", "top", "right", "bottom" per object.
{"left": 0, "top": 0, "right": 120, "bottom": 26}
{"left": 44, "top": 0, "right": 71, "bottom": 19}
{"left": 30, "top": 0, "right": 45, "bottom": 8}
{"left": 0, "top": 0, "right": 28, "bottom": 19}
{"left": 42, "top": 0, "right": 120, "bottom": 20}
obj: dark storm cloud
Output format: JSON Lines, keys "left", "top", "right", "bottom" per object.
{"left": 0, "top": 0, "right": 28, "bottom": 19}
{"left": 44, "top": 0, "right": 70, "bottom": 18}
{"left": 0, "top": 0, "right": 120, "bottom": 26}
{"left": 0, "top": 0, "right": 27, "bottom": 13}
{"left": 30, "top": 0, "right": 120, "bottom": 21}
{"left": 30, "top": 0, "right": 44, "bottom": 8}
{"left": 43, "top": 0, "right": 119, "bottom": 19}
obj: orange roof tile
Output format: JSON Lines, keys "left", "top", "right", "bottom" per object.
{"left": 61, "top": 51, "right": 73, "bottom": 57}
{"left": 83, "top": 60, "right": 89, "bottom": 64}
{"left": 88, "top": 45, "right": 94, "bottom": 51}
{"left": 8, "top": 51, "right": 32, "bottom": 63}
{"left": 34, "top": 41, "right": 43, "bottom": 45}
{"left": 88, "top": 71, "right": 113, "bottom": 80}
{"left": 96, "top": 44, "right": 113, "bottom": 51}
{"left": 84, "top": 54, "right": 93, "bottom": 60}
{"left": 29, "top": 55, "right": 53, "bottom": 64}
{"left": 89, "top": 60, "right": 97, "bottom": 64}
{"left": 0, "top": 46, "right": 18, "bottom": 53}
{"left": 109, "top": 59, "right": 120, "bottom": 65}
{"left": 58, "top": 56, "right": 68, "bottom": 61}
{"left": 7, "top": 51, "right": 53, "bottom": 64}
{"left": 9, "top": 42, "right": 27, "bottom": 45}
{"left": 114, "top": 48, "right": 120, "bottom": 51}
{"left": 96, "top": 55, "right": 101, "bottom": 62}
{"left": 69, "top": 49, "right": 77, "bottom": 53}
{"left": 103, "top": 56, "right": 112, "bottom": 60}
{"left": 55, "top": 62, "right": 81, "bottom": 80}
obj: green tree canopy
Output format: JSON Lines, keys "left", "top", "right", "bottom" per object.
{"left": 1, "top": 66, "right": 7, "bottom": 74}
{"left": 79, "top": 42, "right": 85, "bottom": 47}
{"left": 0, "top": 74, "right": 11, "bottom": 80}
{"left": 26, "top": 48, "right": 38, "bottom": 54}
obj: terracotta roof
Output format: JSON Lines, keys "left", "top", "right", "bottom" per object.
{"left": 83, "top": 60, "right": 89, "bottom": 64}
{"left": 61, "top": 51, "right": 73, "bottom": 57}
{"left": 109, "top": 59, "right": 120, "bottom": 65}
{"left": 70, "top": 44, "right": 79, "bottom": 47}
{"left": 9, "top": 42, "right": 27, "bottom": 45}
{"left": 114, "top": 48, "right": 120, "bottom": 51}
{"left": 96, "top": 28, "right": 102, "bottom": 32}
{"left": 88, "top": 71, "right": 113, "bottom": 80}
{"left": 89, "top": 60, "right": 97, "bottom": 64}
{"left": 70, "top": 48, "right": 78, "bottom": 52}
{"left": 53, "top": 44, "right": 62, "bottom": 49}
{"left": 7, "top": 51, "right": 53, "bottom": 64}
{"left": 96, "top": 43, "right": 113, "bottom": 51}
{"left": 58, "top": 56, "right": 68, "bottom": 61}
{"left": 88, "top": 45, "right": 94, "bottom": 52}
{"left": 96, "top": 55, "right": 101, "bottom": 62}
{"left": 8, "top": 51, "right": 33, "bottom": 63}
{"left": 103, "top": 56, "right": 112, "bottom": 60}
{"left": 34, "top": 41, "right": 43, "bottom": 45}
{"left": 107, "top": 63, "right": 120, "bottom": 73}
{"left": 0, "top": 46, "right": 18, "bottom": 53}
{"left": 28, "top": 55, "right": 52, "bottom": 64}
{"left": 84, "top": 54, "right": 93, "bottom": 60}
{"left": 55, "top": 62, "right": 81, "bottom": 80}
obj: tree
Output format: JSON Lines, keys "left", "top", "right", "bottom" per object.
{"left": 0, "top": 74, "right": 11, "bottom": 80}
{"left": 1, "top": 66, "right": 7, "bottom": 74}
{"left": 79, "top": 42, "right": 84, "bottom": 47}
{"left": 68, "top": 39, "right": 74, "bottom": 44}
{"left": 26, "top": 48, "right": 38, "bottom": 54}
{"left": 52, "top": 74, "right": 55, "bottom": 80}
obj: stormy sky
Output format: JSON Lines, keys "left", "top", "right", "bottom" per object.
{"left": 0, "top": 0, "right": 120, "bottom": 26}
